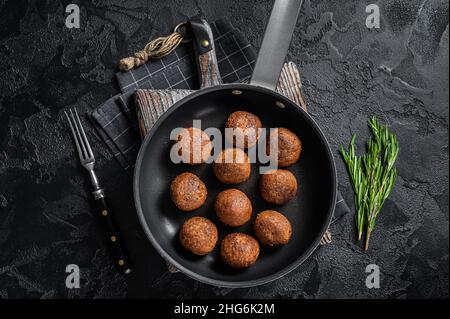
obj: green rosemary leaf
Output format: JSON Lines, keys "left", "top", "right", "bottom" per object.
{"left": 340, "top": 116, "right": 399, "bottom": 251}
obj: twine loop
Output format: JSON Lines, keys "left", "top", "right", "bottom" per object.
{"left": 119, "top": 25, "right": 187, "bottom": 71}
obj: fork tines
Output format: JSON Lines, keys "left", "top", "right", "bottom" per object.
{"left": 65, "top": 108, "right": 95, "bottom": 164}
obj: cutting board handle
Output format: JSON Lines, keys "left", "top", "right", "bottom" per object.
{"left": 190, "top": 19, "right": 223, "bottom": 88}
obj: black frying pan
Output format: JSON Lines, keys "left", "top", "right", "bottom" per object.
{"left": 134, "top": 0, "right": 337, "bottom": 287}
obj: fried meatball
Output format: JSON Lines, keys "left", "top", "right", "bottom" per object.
{"left": 213, "top": 148, "right": 251, "bottom": 184}
{"left": 215, "top": 189, "right": 252, "bottom": 227}
{"left": 170, "top": 172, "right": 207, "bottom": 211}
{"left": 267, "top": 127, "right": 302, "bottom": 167}
{"left": 254, "top": 210, "right": 292, "bottom": 246}
{"left": 220, "top": 233, "right": 260, "bottom": 268}
{"left": 260, "top": 169, "right": 297, "bottom": 204}
{"left": 225, "top": 111, "right": 262, "bottom": 148}
{"left": 179, "top": 216, "right": 218, "bottom": 255}
{"left": 174, "top": 127, "right": 212, "bottom": 164}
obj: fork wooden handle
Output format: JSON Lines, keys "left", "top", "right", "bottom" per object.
{"left": 95, "top": 195, "right": 132, "bottom": 275}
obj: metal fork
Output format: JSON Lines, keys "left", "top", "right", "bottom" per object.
{"left": 65, "top": 108, "right": 132, "bottom": 275}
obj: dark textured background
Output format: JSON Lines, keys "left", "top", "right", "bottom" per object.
{"left": 0, "top": 0, "right": 448, "bottom": 299}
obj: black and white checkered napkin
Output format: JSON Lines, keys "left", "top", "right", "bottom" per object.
{"left": 91, "top": 18, "right": 349, "bottom": 236}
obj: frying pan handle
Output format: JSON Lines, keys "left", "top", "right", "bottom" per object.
{"left": 250, "top": 0, "right": 303, "bottom": 90}
{"left": 190, "top": 19, "right": 223, "bottom": 88}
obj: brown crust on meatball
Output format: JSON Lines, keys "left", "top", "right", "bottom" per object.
{"left": 225, "top": 111, "right": 262, "bottom": 148}
{"left": 213, "top": 148, "right": 251, "bottom": 184}
{"left": 179, "top": 216, "right": 218, "bottom": 255}
{"left": 254, "top": 210, "right": 292, "bottom": 247}
{"left": 170, "top": 172, "right": 207, "bottom": 211}
{"left": 260, "top": 169, "right": 297, "bottom": 204}
{"left": 175, "top": 127, "right": 212, "bottom": 165}
{"left": 214, "top": 189, "right": 252, "bottom": 227}
{"left": 220, "top": 233, "right": 260, "bottom": 268}
{"left": 267, "top": 127, "right": 302, "bottom": 167}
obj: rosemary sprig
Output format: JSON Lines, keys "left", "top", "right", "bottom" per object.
{"left": 340, "top": 116, "right": 399, "bottom": 251}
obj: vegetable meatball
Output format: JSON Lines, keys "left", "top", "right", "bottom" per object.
{"left": 260, "top": 169, "right": 297, "bottom": 204}
{"left": 179, "top": 216, "right": 218, "bottom": 255}
{"left": 225, "top": 111, "right": 262, "bottom": 148}
{"left": 215, "top": 189, "right": 252, "bottom": 227}
{"left": 267, "top": 127, "right": 302, "bottom": 167}
{"left": 220, "top": 233, "right": 260, "bottom": 268}
{"left": 254, "top": 210, "right": 292, "bottom": 246}
{"left": 174, "top": 127, "right": 212, "bottom": 164}
{"left": 213, "top": 148, "right": 251, "bottom": 184}
{"left": 170, "top": 172, "right": 207, "bottom": 211}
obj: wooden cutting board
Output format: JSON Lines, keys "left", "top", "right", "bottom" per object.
{"left": 136, "top": 61, "right": 307, "bottom": 138}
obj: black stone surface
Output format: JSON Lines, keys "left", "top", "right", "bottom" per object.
{"left": 0, "top": 0, "right": 448, "bottom": 299}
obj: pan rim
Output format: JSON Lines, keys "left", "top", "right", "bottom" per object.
{"left": 133, "top": 83, "right": 337, "bottom": 288}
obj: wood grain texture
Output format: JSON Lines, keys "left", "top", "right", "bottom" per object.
{"left": 136, "top": 89, "right": 192, "bottom": 138}
{"left": 198, "top": 51, "right": 222, "bottom": 88}
{"left": 277, "top": 62, "right": 307, "bottom": 112}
